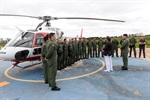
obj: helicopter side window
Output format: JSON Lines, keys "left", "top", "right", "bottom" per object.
{"left": 33, "top": 48, "right": 41, "bottom": 55}
{"left": 35, "top": 34, "right": 44, "bottom": 47}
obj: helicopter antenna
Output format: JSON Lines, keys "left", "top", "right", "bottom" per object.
{"left": 76, "top": 35, "right": 78, "bottom": 38}
{"left": 30, "top": 20, "right": 34, "bottom": 29}
{"left": 15, "top": 26, "right": 23, "bottom": 32}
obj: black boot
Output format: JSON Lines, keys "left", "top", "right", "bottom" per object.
{"left": 45, "top": 82, "right": 48, "bottom": 84}
{"left": 121, "top": 66, "right": 124, "bottom": 69}
{"left": 51, "top": 86, "right": 61, "bottom": 91}
{"left": 122, "top": 67, "right": 128, "bottom": 70}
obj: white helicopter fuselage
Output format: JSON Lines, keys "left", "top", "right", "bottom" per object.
{"left": 0, "top": 26, "right": 62, "bottom": 65}
{"left": 0, "top": 47, "right": 32, "bottom": 61}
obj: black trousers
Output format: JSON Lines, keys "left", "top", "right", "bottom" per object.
{"left": 139, "top": 46, "right": 145, "bottom": 58}
{"left": 129, "top": 46, "right": 136, "bottom": 57}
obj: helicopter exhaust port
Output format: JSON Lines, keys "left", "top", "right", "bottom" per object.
{"left": 15, "top": 50, "right": 29, "bottom": 61}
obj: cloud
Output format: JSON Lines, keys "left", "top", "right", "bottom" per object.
{"left": 0, "top": 0, "right": 149, "bottom": 39}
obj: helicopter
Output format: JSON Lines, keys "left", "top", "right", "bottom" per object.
{"left": 0, "top": 14, "right": 125, "bottom": 68}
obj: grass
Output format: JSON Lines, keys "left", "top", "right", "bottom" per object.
{"left": 0, "top": 43, "right": 5, "bottom": 49}
{"left": 144, "top": 36, "right": 150, "bottom": 48}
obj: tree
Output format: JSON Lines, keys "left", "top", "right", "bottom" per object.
{"left": 5, "top": 38, "right": 11, "bottom": 43}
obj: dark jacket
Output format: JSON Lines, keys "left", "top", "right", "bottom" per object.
{"left": 103, "top": 41, "right": 113, "bottom": 56}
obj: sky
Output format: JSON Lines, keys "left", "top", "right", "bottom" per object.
{"left": 0, "top": 0, "right": 150, "bottom": 39}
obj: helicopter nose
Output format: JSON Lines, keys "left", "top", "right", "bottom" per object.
{"left": 0, "top": 47, "right": 30, "bottom": 61}
{"left": 0, "top": 51, "right": 5, "bottom": 60}
{"left": 0, "top": 47, "right": 11, "bottom": 60}
{"left": 15, "top": 50, "right": 29, "bottom": 61}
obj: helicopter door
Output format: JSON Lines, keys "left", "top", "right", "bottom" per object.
{"left": 33, "top": 34, "right": 44, "bottom": 55}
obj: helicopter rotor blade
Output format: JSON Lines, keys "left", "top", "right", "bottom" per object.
{"left": 55, "top": 17, "right": 125, "bottom": 22}
{"left": 0, "top": 14, "right": 125, "bottom": 22}
{"left": 0, "top": 14, "right": 42, "bottom": 19}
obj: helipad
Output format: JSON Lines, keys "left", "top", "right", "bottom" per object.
{"left": 0, "top": 57, "right": 150, "bottom": 100}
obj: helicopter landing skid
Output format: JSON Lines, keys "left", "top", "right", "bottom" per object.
{"left": 12, "top": 62, "right": 42, "bottom": 69}
{"left": 22, "top": 62, "right": 42, "bottom": 69}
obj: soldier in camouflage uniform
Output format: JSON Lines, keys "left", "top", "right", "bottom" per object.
{"left": 45, "top": 33, "right": 60, "bottom": 91}
{"left": 57, "top": 39, "right": 63, "bottom": 70}
{"left": 78, "top": 38, "right": 83, "bottom": 59}
{"left": 112, "top": 36, "right": 119, "bottom": 57}
{"left": 97, "top": 37, "right": 104, "bottom": 57}
{"left": 121, "top": 34, "right": 129, "bottom": 70}
{"left": 72, "top": 38, "right": 76, "bottom": 63}
{"left": 63, "top": 39, "right": 68, "bottom": 67}
{"left": 87, "top": 38, "right": 93, "bottom": 58}
{"left": 129, "top": 34, "right": 137, "bottom": 58}
{"left": 41, "top": 35, "right": 49, "bottom": 84}
{"left": 92, "top": 38, "right": 97, "bottom": 57}
{"left": 82, "top": 37, "right": 87, "bottom": 59}
{"left": 120, "top": 38, "right": 124, "bottom": 57}
{"left": 68, "top": 39, "right": 73, "bottom": 65}
{"left": 74, "top": 38, "right": 78, "bottom": 61}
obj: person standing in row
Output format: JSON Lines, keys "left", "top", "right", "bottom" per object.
{"left": 82, "top": 37, "right": 87, "bottom": 59}
{"left": 121, "top": 34, "right": 129, "bottom": 70}
{"left": 92, "top": 38, "right": 97, "bottom": 57}
{"left": 97, "top": 37, "right": 104, "bottom": 57}
{"left": 103, "top": 37, "right": 113, "bottom": 72}
{"left": 112, "top": 36, "right": 119, "bottom": 57}
{"left": 139, "top": 36, "right": 147, "bottom": 58}
{"left": 68, "top": 39, "right": 73, "bottom": 65}
{"left": 41, "top": 35, "right": 49, "bottom": 84}
{"left": 72, "top": 39, "right": 76, "bottom": 62}
{"left": 129, "top": 34, "right": 137, "bottom": 58}
{"left": 75, "top": 38, "right": 79, "bottom": 61}
{"left": 45, "top": 33, "right": 60, "bottom": 91}
{"left": 87, "top": 38, "right": 93, "bottom": 58}
{"left": 120, "top": 38, "right": 124, "bottom": 57}
{"left": 63, "top": 39, "right": 68, "bottom": 67}
{"left": 78, "top": 38, "right": 83, "bottom": 59}
{"left": 57, "top": 39, "right": 63, "bottom": 70}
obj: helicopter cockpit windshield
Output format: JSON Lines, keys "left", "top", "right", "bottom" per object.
{"left": 6, "top": 32, "right": 34, "bottom": 48}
